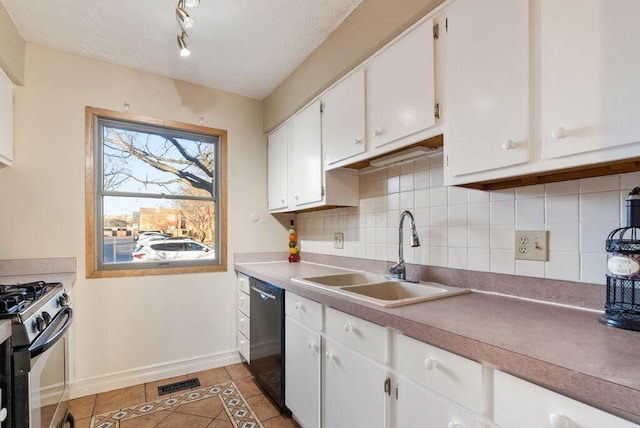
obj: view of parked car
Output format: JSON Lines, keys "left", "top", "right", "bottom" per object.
{"left": 134, "top": 230, "right": 172, "bottom": 242}
{"left": 132, "top": 238, "right": 215, "bottom": 262}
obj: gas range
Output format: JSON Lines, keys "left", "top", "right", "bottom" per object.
{"left": 0, "top": 281, "right": 70, "bottom": 346}
{"left": 0, "top": 280, "right": 74, "bottom": 427}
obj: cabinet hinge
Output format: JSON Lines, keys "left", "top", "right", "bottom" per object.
{"left": 434, "top": 102, "right": 440, "bottom": 119}
{"left": 384, "top": 377, "right": 391, "bottom": 395}
{"left": 321, "top": 186, "right": 325, "bottom": 197}
{"left": 446, "top": 17, "right": 448, "bottom": 32}
{"left": 320, "top": 101, "right": 325, "bottom": 113}
{"left": 395, "top": 386, "right": 399, "bottom": 400}
{"left": 433, "top": 23, "right": 440, "bottom": 39}
{"left": 445, "top": 155, "right": 449, "bottom": 168}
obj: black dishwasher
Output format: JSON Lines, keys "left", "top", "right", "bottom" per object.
{"left": 248, "top": 277, "right": 286, "bottom": 410}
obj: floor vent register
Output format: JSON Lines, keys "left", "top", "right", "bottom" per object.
{"left": 157, "top": 378, "right": 201, "bottom": 396}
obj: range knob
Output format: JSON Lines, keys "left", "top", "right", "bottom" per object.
{"left": 33, "top": 316, "right": 46, "bottom": 332}
{"left": 58, "top": 293, "right": 70, "bottom": 307}
{"left": 42, "top": 311, "right": 52, "bottom": 325}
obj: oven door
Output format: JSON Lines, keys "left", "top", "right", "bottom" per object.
{"left": 13, "top": 307, "right": 73, "bottom": 428}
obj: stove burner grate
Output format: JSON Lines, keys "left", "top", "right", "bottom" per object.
{"left": 0, "top": 294, "right": 26, "bottom": 314}
{"left": 0, "top": 280, "right": 48, "bottom": 300}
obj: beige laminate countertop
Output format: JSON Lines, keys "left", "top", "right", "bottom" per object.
{"left": 235, "top": 260, "right": 640, "bottom": 424}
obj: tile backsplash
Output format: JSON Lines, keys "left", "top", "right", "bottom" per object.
{"left": 297, "top": 156, "right": 640, "bottom": 285}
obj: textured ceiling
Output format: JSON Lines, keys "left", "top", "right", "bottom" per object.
{"left": 0, "top": 0, "right": 362, "bottom": 99}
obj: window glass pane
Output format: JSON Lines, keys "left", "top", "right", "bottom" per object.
{"left": 102, "top": 196, "right": 215, "bottom": 264}
{"left": 102, "top": 124, "right": 216, "bottom": 197}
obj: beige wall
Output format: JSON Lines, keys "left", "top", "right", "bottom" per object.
{"left": 263, "top": 0, "right": 445, "bottom": 132}
{"left": 0, "top": 44, "right": 286, "bottom": 392}
{"left": 0, "top": 3, "right": 25, "bottom": 84}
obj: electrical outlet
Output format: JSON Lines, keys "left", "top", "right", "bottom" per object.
{"left": 514, "top": 231, "right": 548, "bottom": 261}
{"left": 333, "top": 232, "right": 344, "bottom": 249}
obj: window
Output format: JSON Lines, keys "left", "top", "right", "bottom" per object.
{"left": 85, "top": 107, "right": 227, "bottom": 278}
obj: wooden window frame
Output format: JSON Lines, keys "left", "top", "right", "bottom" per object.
{"left": 85, "top": 106, "right": 227, "bottom": 278}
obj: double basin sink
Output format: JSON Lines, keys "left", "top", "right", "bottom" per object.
{"left": 293, "top": 272, "right": 470, "bottom": 308}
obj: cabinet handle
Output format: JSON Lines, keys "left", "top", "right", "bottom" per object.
{"left": 549, "top": 413, "right": 570, "bottom": 428}
{"left": 239, "top": 296, "right": 244, "bottom": 301}
{"left": 344, "top": 322, "right": 354, "bottom": 332}
{"left": 326, "top": 351, "right": 335, "bottom": 360}
{"left": 503, "top": 139, "right": 515, "bottom": 150}
{"left": 281, "top": 199, "right": 285, "bottom": 204}
{"left": 307, "top": 341, "right": 317, "bottom": 350}
{"left": 295, "top": 301, "right": 303, "bottom": 310}
{"left": 373, "top": 128, "right": 383, "bottom": 137}
{"left": 239, "top": 339, "right": 245, "bottom": 345}
{"left": 355, "top": 137, "right": 363, "bottom": 145}
{"left": 424, "top": 358, "right": 438, "bottom": 370}
{"left": 551, "top": 127, "right": 567, "bottom": 140}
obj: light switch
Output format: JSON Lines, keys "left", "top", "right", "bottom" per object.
{"left": 333, "top": 232, "right": 344, "bottom": 249}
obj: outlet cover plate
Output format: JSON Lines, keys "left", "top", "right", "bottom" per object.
{"left": 333, "top": 232, "right": 344, "bottom": 249}
{"left": 515, "top": 230, "right": 548, "bottom": 261}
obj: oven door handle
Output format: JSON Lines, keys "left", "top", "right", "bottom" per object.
{"left": 28, "top": 307, "right": 73, "bottom": 358}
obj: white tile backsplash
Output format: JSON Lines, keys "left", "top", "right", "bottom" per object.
{"left": 297, "top": 158, "right": 634, "bottom": 284}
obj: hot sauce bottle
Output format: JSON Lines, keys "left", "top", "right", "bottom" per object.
{"left": 288, "top": 220, "right": 299, "bottom": 262}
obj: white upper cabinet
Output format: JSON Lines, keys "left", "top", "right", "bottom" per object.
{"left": 0, "top": 69, "right": 13, "bottom": 167}
{"left": 445, "top": 0, "right": 529, "bottom": 177}
{"left": 322, "top": 69, "right": 366, "bottom": 167}
{"left": 540, "top": 0, "right": 640, "bottom": 159}
{"left": 267, "top": 123, "right": 289, "bottom": 211}
{"left": 366, "top": 18, "right": 437, "bottom": 150}
{"left": 290, "top": 100, "right": 323, "bottom": 207}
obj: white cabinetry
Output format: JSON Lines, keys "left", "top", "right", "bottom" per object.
{"left": 539, "top": 0, "right": 640, "bottom": 160}
{"left": 236, "top": 273, "right": 250, "bottom": 361}
{"left": 285, "top": 293, "right": 322, "bottom": 428}
{"left": 391, "top": 332, "right": 485, "bottom": 428}
{"left": 445, "top": 0, "right": 529, "bottom": 177}
{"left": 324, "top": 307, "right": 387, "bottom": 428}
{"left": 268, "top": 101, "right": 359, "bottom": 213}
{"left": 267, "top": 124, "right": 289, "bottom": 211}
{"left": 494, "top": 370, "right": 638, "bottom": 428}
{"left": 0, "top": 68, "right": 13, "bottom": 167}
{"left": 322, "top": 69, "right": 366, "bottom": 167}
{"left": 366, "top": 18, "right": 437, "bottom": 150}
{"left": 290, "top": 100, "right": 323, "bottom": 207}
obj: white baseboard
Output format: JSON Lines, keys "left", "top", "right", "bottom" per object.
{"left": 70, "top": 349, "right": 244, "bottom": 399}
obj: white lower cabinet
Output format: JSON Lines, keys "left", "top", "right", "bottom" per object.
{"left": 285, "top": 317, "right": 321, "bottom": 428}
{"left": 494, "top": 370, "right": 639, "bottom": 428}
{"left": 236, "top": 273, "right": 250, "bottom": 361}
{"left": 324, "top": 337, "right": 387, "bottom": 428}
{"left": 394, "top": 379, "right": 483, "bottom": 428}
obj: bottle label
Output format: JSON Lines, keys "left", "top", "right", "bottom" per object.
{"left": 607, "top": 254, "right": 640, "bottom": 278}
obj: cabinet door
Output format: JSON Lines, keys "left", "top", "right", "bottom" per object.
{"left": 540, "top": 0, "right": 640, "bottom": 159}
{"left": 0, "top": 69, "right": 13, "bottom": 166}
{"left": 394, "top": 379, "right": 482, "bottom": 428}
{"left": 285, "top": 318, "right": 321, "bottom": 428}
{"left": 324, "top": 338, "right": 386, "bottom": 428}
{"left": 446, "top": 0, "right": 529, "bottom": 176}
{"left": 267, "top": 124, "right": 289, "bottom": 211}
{"left": 367, "top": 18, "right": 435, "bottom": 149}
{"left": 322, "top": 69, "right": 366, "bottom": 166}
{"left": 494, "top": 370, "right": 638, "bottom": 428}
{"left": 290, "top": 100, "right": 323, "bottom": 207}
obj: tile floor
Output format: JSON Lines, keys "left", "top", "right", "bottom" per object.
{"left": 69, "top": 363, "right": 301, "bottom": 428}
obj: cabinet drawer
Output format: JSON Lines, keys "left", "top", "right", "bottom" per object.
{"left": 393, "top": 333, "right": 483, "bottom": 415}
{"left": 325, "top": 307, "right": 386, "bottom": 363}
{"left": 238, "top": 290, "right": 250, "bottom": 317}
{"left": 238, "top": 331, "right": 250, "bottom": 361}
{"left": 237, "top": 273, "right": 250, "bottom": 294}
{"left": 285, "top": 292, "right": 322, "bottom": 332}
{"left": 237, "top": 311, "right": 250, "bottom": 339}
{"left": 494, "top": 370, "right": 638, "bottom": 428}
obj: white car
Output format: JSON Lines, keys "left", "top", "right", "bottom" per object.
{"left": 132, "top": 238, "right": 215, "bottom": 262}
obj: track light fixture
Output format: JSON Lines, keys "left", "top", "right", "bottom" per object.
{"left": 176, "top": 0, "right": 194, "bottom": 29}
{"left": 177, "top": 31, "right": 191, "bottom": 57}
{"left": 175, "top": 0, "right": 199, "bottom": 56}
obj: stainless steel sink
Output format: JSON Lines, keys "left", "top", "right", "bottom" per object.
{"left": 293, "top": 272, "right": 469, "bottom": 307}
